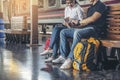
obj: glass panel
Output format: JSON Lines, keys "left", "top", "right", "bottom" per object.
{"left": 48, "top": 0, "right": 56, "bottom": 7}
{"left": 38, "top": 0, "right": 44, "bottom": 8}
{"left": 61, "top": 0, "right": 66, "bottom": 4}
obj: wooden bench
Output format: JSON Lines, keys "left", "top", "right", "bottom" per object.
{"left": 5, "top": 29, "right": 30, "bottom": 43}
{"left": 38, "top": 4, "right": 120, "bottom": 69}
{"left": 68, "top": 5, "right": 120, "bottom": 70}
{"left": 97, "top": 5, "right": 120, "bottom": 70}
{"left": 37, "top": 5, "right": 120, "bottom": 70}
{"left": 5, "top": 16, "right": 30, "bottom": 43}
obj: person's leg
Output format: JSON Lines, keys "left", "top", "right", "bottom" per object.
{"left": 49, "top": 24, "right": 67, "bottom": 49}
{"left": 50, "top": 24, "right": 67, "bottom": 58}
{"left": 68, "top": 27, "right": 96, "bottom": 59}
{"left": 59, "top": 28, "right": 75, "bottom": 58}
{"left": 44, "top": 24, "right": 68, "bottom": 62}
{"left": 52, "top": 28, "right": 75, "bottom": 64}
{"left": 60, "top": 27, "right": 97, "bottom": 69}
{"left": 40, "top": 24, "right": 67, "bottom": 56}
{"left": 45, "top": 40, "right": 60, "bottom": 62}
{"left": 52, "top": 43, "right": 59, "bottom": 58}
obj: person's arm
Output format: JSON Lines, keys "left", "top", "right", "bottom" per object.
{"left": 62, "top": 7, "right": 71, "bottom": 28}
{"left": 64, "top": 6, "right": 84, "bottom": 28}
{"left": 79, "top": 2, "right": 107, "bottom": 27}
{"left": 72, "top": 11, "right": 102, "bottom": 27}
{"left": 80, "top": 12, "right": 102, "bottom": 26}
{"left": 77, "top": 6, "right": 84, "bottom": 21}
{"left": 63, "top": 21, "right": 70, "bottom": 27}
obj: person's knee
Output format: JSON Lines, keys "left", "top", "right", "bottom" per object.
{"left": 60, "top": 29, "right": 66, "bottom": 36}
{"left": 54, "top": 26, "right": 59, "bottom": 30}
{"left": 53, "top": 26, "right": 61, "bottom": 33}
{"left": 74, "top": 30, "right": 81, "bottom": 37}
{"left": 74, "top": 30, "right": 82, "bottom": 40}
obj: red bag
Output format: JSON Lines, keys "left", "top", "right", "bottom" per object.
{"left": 44, "top": 38, "right": 50, "bottom": 50}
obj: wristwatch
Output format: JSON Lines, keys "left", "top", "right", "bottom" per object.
{"left": 77, "top": 20, "right": 80, "bottom": 26}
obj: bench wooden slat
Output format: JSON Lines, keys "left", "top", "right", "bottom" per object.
{"left": 109, "top": 5, "right": 120, "bottom": 10}
{"left": 108, "top": 23, "right": 120, "bottom": 25}
{"left": 107, "top": 34, "right": 120, "bottom": 40}
{"left": 81, "top": 39, "right": 120, "bottom": 48}
{"left": 101, "top": 39, "right": 120, "bottom": 48}
{"left": 108, "top": 20, "right": 120, "bottom": 23}
{"left": 108, "top": 30, "right": 120, "bottom": 34}
{"left": 108, "top": 16, "right": 120, "bottom": 19}
{"left": 109, "top": 27, "right": 120, "bottom": 30}
{"left": 109, "top": 26, "right": 120, "bottom": 29}
{"left": 109, "top": 11, "right": 120, "bottom": 15}
{"left": 109, "top": 30, "right": 120, "bottom": 33}
{"left": 5, "top": 30, "right": 30, "bottom": 34}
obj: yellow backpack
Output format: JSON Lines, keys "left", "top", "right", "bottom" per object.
{"left": 73, "top": 37, "right": 100, "bottom": 72}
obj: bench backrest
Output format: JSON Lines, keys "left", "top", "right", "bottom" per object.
{"left": 107, "top": 5, "right": 120, "bottom": 40}
{"left": 11, "top": 16, "right": 27, "bottom": 31}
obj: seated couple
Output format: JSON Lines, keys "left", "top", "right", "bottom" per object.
{"left": 40, "top": 0, "right": 107, "bottom": 70}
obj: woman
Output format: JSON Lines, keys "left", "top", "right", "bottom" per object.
{"left": 40, "top": 0, "right": 84, "bottom": 62}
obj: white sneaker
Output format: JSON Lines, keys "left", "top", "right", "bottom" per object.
{"left": 40, "top": 49, "right": 53, "bottom": 56}
{"left": 52, "top": 56, "right": 65, "bottom": 64}
{"left": 45, "top": 57, "right": 54, "bottom": 63}
{"left": 60, "top": 58, "right": 72, "bottom": 69}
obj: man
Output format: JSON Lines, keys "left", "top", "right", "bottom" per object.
{"left": 52, "top": 0, "right": 107, "bottom": 69}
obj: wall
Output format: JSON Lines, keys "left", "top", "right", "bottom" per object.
{"left": 2, "top": 0, "right": 120, "bottom": 23}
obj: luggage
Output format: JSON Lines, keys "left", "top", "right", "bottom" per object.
{"left": 73, "top": 37, "right": 100, "bottom": 72}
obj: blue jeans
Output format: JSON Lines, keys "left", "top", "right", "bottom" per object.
{"left": 49, "top": 24, "right": 67, "bottom": 58}
{"left": 60, "top": 26, "right": 98, "bottom": 59}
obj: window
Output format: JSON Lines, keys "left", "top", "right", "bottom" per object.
{"left": 48, "top": 0, "right": 56, "bottom": 7}
{"left": 38, "top": 0, "right": 44, "bottom": 8}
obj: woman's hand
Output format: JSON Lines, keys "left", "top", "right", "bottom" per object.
{"left": 64, "top": 17, "right": 70, "bottom": 23}
{"left": 71, "top": 20, "right": 79, "bottom": 25}
{"left": 64, "top": 18, "right": 81, "bottom": 28}
{"left": 63, "top": 21, "right": 71, "bottom": 28}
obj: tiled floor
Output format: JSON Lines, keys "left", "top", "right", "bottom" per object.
{"left": 0, "top": 36, "right": 120, "bottom": 80}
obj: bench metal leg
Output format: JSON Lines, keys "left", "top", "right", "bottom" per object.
{"left": 110, "top": 48, "right": 116, "bottom": 58}
{"left": 97, "top": 46, "right": 108, "bottom": 70}
{"left": 115, "top": 48, "right": 120, "bottom": 71}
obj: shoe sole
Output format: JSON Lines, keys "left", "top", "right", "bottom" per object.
{"left": 45, "top": 61, "right": 52, "bottom": 63}
{"left": 40, "top": 53, "right": 52, "bottom": 56}
{"left": 52, "top": 62, "right": 63, "bottom": 65}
